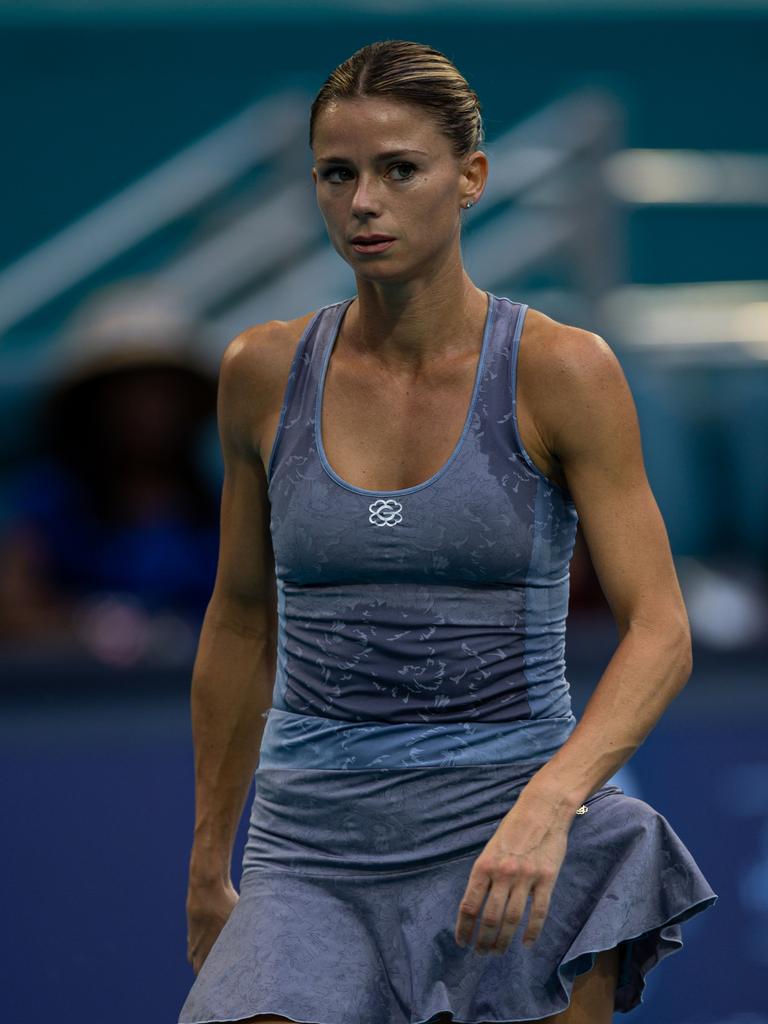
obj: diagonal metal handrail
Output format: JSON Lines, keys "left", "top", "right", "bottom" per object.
{"left": 0, "top": 86, "right": 623, "bottom": 362}
{"left": 207, "top": 88, "right": 624, "bottom": 336}
{"left": 0, "top": 90, "right": 307, "bottom": 337}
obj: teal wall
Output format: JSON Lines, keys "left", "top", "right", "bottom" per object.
{"left": 2, "top": 12, "right": 766, "bottom": 272}
{"left": 1, "top": 11, "right": 766, "bottom": 563}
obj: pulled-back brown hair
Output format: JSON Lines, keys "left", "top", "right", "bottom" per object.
{"left": 309, "top": 39, "right": 484, "bottom": 162}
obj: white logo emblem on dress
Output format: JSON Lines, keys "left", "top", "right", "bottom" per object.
{"left": 368, "top": 498, "right": 403, "bottom": 527}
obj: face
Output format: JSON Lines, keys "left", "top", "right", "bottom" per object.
{"left": 311, "top": 96, "right": 486, "bottom": 279}
{"left": 92, "top": 369, "right": 198, "bottom": 460}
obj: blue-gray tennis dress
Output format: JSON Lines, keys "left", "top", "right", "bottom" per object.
{"left": 178, "top": 292, "right": 718, "bottom": 1023}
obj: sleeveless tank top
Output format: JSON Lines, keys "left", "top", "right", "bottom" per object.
{"left": 258, "top": 291, "right": 580, "bottom": 770}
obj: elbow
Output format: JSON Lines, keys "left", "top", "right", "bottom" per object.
{"left": 205, "top": 589, "right": 276, "bottom": 641}
{"left": 664, "top": 619, "right": 694, "bottom": 689}
{"left": 628, "top": 614, "right": 693, "bottom": 687}
{"left": 677, "top": 626, "right": 693, "bottom": 685}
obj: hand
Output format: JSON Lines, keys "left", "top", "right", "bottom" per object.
{"left": 186, "top": 877, "right": 239, "bottom": 975}
{"left": 454, "top": 792, "right": 572, "bottom": 955}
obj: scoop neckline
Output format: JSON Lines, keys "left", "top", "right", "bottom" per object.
{"left": 314, "top": 291, "right": 495, "bottom": 498}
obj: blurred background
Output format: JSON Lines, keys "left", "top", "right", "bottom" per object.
{"left": 1, "top": 1, "right": 766, "bottom": 1022}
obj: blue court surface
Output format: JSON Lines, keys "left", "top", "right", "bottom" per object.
{"left": 2, "top": 646, "right": 766, "bottom": 1024}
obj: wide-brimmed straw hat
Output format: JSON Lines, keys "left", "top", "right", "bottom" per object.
{"left": 47, "top": 277, "right": 217, "bottom": 393}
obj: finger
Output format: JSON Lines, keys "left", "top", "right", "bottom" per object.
{"left": 473, "top": 876, "right": 521, "bottom": 952}
{"left": 481, "top": 879, "right": 531, "bottom": 953}
{"left": 190, "top": 940, "right": 206, "bottom": 976}
{"left": 520, "top": 872, "right": 555, "bottom": 947}
{"left": 455, "top": 868, "right": 491, "bottom": 946}
{"left": 194, "top": 943, "right": 209, "bottom": 976}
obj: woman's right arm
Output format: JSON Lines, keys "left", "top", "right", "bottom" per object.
{"left": 186, "top": 323, "right": 280, "bottom": 974}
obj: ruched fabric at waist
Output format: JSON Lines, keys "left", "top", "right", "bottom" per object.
{"left": 242, "top": 762, "right": 624, "bottom": 877}
{"left": 257, "top": 706, "right": 577, "bottom": 770}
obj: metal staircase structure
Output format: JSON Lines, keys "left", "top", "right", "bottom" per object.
{"left": 3, "top": 82, "right": 766, "bottom": 381}
{"left": 0, "top": 86, "right": 627, "bottom": 380}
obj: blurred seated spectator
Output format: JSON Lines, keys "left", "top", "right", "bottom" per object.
{"left": 0, "top": 279, "right": 220, "bottom": 665}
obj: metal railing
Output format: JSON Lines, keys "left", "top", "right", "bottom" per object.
{"left": 207, "top": 87, "right": 626, "bottom": 341}
{"left": 8, "top": 82, "right": 768, "bottom": 378}
{"left": 0, "top": 90, "right": 307, "bottom": 338}
{"left": 0, "top": 84, "right": 629, "bottom": 384}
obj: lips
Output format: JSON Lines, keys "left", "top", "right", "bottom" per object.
{"left": 351, "top": 235, "right": 395, "bottom": 244}
{"left": 350, "top": 236, "right": 397, "bottom": 256}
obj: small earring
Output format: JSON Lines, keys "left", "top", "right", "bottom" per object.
{"left": 464, "top": 199, "right": 474, "bottom": 209}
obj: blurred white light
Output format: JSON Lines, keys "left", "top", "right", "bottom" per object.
{"left": 605, "top": 149, "right": 768, "bottom": 204}
{"left": 677, "top": 558, "right": 768, "bottom": 649}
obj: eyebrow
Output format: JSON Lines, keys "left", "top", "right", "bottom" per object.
{"left": 316, "top": 149, "right": 428, "bottom": 164}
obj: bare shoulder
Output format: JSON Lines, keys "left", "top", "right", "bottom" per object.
{"left": 219, "top": 309, "right": 317, "bottom": 404}
{"left": 520, "top": 310, "right": 687, "bottom": 637}
{"left": 519, "top": 306, "right": 621, "bottom": 395}
{"left": 519, "top": 306, "right": 635, "bottom": 460}
{"left": 218, "top": 309, "right": 318, "bottom": 458}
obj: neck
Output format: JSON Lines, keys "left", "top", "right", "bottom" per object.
{"left": 342, "top": 274, "right": 489, "bottom": 371}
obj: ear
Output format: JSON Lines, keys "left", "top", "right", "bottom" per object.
{"left": 312, "top": 167, "right": 318, "bottom": 186}
{"left": 461, "top": 150, "right": 488, "bottom": 205}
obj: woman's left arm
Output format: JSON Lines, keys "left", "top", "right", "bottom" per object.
{"left": 454, "top": 325, "right": 692, "bottom": 954}
{"left": 520, "top": 325, "right": 692, "bottom": 817}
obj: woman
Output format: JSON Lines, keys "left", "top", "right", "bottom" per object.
{"left": 0, "top": 281, "right": 219, "bottom": 654}
{"left": 179, "top": 40, "right": 717, "bottom": 1024}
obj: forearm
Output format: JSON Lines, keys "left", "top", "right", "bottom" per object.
{"left": 518, "top": 618, "right": 692, "bottom": 820}
{"left": 188, "top": 598, "right": 276, "bottom": 886}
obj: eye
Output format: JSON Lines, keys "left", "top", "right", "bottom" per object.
{"left": 321, "top": 166, "right": 353, "bottom": 183}
{"left": 389, "top": 162, "right": 416, "bottom": 180}
{"left": 319, "top": 162, "right": 417, "bottom": 184}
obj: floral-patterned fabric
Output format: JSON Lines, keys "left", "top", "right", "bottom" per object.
{"left": 178, "top": 293, "right": 718, "bottom": 1022}
{"left": 265, "top": 293, "right": 579, "bottom": 740}
{"left": 179, "top": 766, "right": 717, "bottom": 1022}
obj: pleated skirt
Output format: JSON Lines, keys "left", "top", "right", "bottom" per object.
{"left": 178, "top": 760, "right": 718, "bottom": 1024}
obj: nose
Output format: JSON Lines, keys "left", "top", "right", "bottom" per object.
{"left": 350, "top": 172, "right": 384, "bottom": 215}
